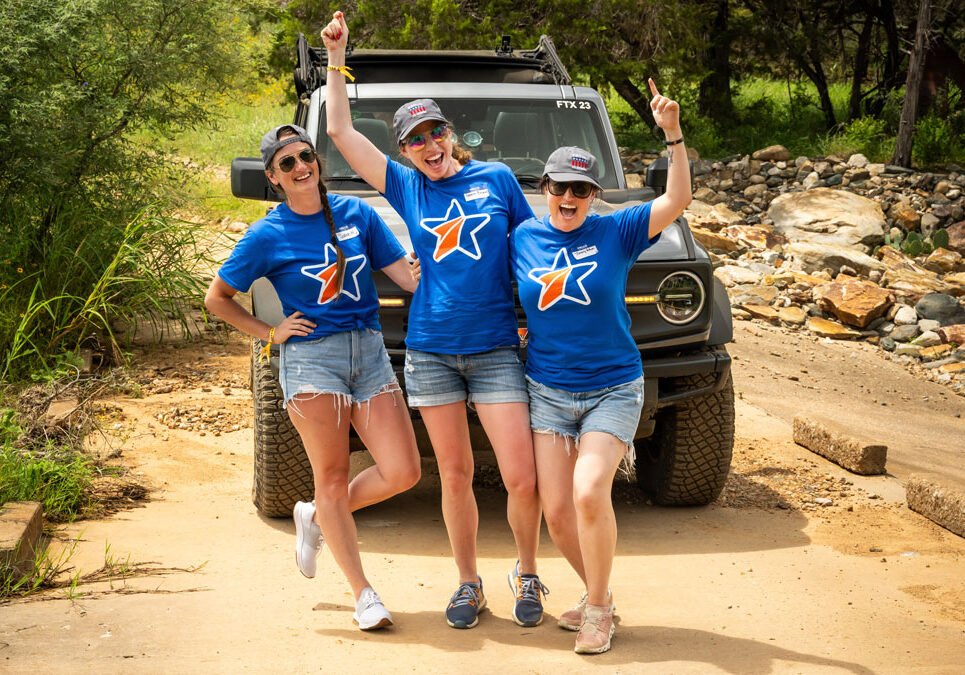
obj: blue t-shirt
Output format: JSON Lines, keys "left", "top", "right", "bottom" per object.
{"left": 383, "top": 158, "right": 534, "bottom": 354}
{"left": 511, "top": 203, "right": 659, "bottom": 391}
{"left": 217, "top": 197, "right": 406, "bottom": 340}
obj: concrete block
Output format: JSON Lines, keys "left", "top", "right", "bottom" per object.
{"left": 792, "top": 415, "right": 887, "bottom": 475}
{"left": 0, "top": 501, "right": 43, "bottom": 578}
{"left": 906, "top": 475, "right": 965, "bottom": 539}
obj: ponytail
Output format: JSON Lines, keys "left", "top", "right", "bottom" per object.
{"left": 451, "top": 142, "right": 473, "bottom": 165}
{"left": 318, "top": 180, "right": 346, "bottom": 296}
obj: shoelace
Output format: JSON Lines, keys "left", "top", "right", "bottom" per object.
{"left": 516, "top": 576, "right": 550, "bottom": 604}
{"left": 448, "top": 583, "right": 479, "bottom": 609}
{"left": 580, "top": 607, "right": 612, "bottom": 637}
{"left": 358, "top": 588, "right": 382, "bottom": 612}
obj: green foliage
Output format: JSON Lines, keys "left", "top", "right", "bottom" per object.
{"left": 913, "top": 114, "right": 960, "bottom": 167}
{"left": 932, "top": 228, "right": 950, "bottom": 250}
{"left": 823, "top": 116, "right": 892, "bottom": 163}
{"left": 882, "top": 228, "right": 949, "bottom": 258}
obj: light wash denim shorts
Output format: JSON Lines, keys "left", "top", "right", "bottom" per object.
{"left": 278, "top": 328, "right": 398, "bottom": 408}
{"left": 526, "top": 374, "right": 645, "bottom": 449}
{"left": 403, "top": 347, "right": 529, "bottom": 408}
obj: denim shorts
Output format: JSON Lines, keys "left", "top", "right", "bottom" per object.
{"left": 403, "top": 347, "right": 529, "bottom": 408}
{"left": 526, "top": 375, "right": 645, "bottom": 449}
{"left": 278, "top": 328, "right": 398, "bottom": 408}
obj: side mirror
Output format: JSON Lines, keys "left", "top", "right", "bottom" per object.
{"left": 645, "top": 156, "right": 694, "bottom": 197}
{"left": 231, "top": 157, "right": 281, "bottom": 202}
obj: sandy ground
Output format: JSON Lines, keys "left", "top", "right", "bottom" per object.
{"left": 2, "top": 327, "right": 965, "bottom": 674}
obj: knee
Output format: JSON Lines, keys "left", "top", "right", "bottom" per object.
{"left": 314, "top": 471, "right": 350, "bottom": 504}
{"left": 503, "top": 471, "right": 537, "bottom": 500}
{"left": 542, "top": 501, "right": 572, "bottom": 534}
{"left": 573, "top": 483, "right": 609, "bottom": 518}
{"left": 391, "top": 458, "right": 421, "bottom": 492}
{"left": 438, "top": 461, "right": 473, "bottom": 493}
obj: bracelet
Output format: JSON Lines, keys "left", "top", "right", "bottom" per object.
{"left": 326, "top": 65, "right": 355, "bottom": 82}
{"left": 259, "top": 327, "right": 275, "bottom": 364}
{"left": 664, "top": 137, "right": 684, "bottom": 146}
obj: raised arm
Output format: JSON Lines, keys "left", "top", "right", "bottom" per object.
{"left": 646, "top": 78, "right": 692, "bottom": 239}
{"left": 322, "top": 11, "right": 388, "bottom": 193}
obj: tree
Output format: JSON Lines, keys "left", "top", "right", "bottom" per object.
{"left": 892, "top": 0, "right": 932, "bottom": 167}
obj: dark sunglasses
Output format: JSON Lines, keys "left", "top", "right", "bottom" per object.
{"left": 404, "top": 125, "right": 449, "bottom": 151}
{"left": 546, "top": 179, "right": 595, "bottom": 199}
{"left": 275, "top": 148, "right": 317, "bottom": 173}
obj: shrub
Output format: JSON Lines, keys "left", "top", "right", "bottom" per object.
{"left": 913, "top": 114, "right": 958, "bottom": 167}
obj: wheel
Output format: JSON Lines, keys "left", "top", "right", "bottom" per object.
{"left": 250, "top": 338, "right": 313, "bottom": 517}
{"left": 634, "top": 363, "right": 735, "bottom": 506}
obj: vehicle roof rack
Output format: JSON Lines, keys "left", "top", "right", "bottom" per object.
{"left": 293, "top": 32, "right": 572, "bottom": 99}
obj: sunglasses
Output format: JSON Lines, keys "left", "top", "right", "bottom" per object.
{"left": 546, "top": 180, "right": 595, "bottom": 199}
{"left": 275, "top": 148, "right": 317, "bottom": 173}
{"left": 404, "top": 125, "right": 449, "bottom": 151}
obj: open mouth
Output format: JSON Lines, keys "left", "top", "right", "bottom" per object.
{"left": 293, "top": 170, "right": 313, "bottom": 183}
{"left": 559, "top": 204, "right": 578, "bottom": 218}
{"left": 424, "top": 153, "right": 444, "bottom": 170}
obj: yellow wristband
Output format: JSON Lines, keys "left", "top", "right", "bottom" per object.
{"left": 326, "top": 65, "right": 355, "bottom": 82}
{"left": 259, "top": 326, "right": 275, "bottom": 363}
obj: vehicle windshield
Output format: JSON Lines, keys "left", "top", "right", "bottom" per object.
{"left": 319, "top": 98, "right": 619, "bottom": 188}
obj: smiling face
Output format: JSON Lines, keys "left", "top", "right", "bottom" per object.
{"left": 265, "top": 135, "right": 320, "bottom": 202}
{"left": 399, "top": 120, "right": 460, "bottom": 181}
{"left": 544, "top": 181, "right": 598, "bottom": 232}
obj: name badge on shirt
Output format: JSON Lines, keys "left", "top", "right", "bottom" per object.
{"left": 464, "top": 186, "right": 490, "bottom": 201}
{"left": 572, "top": 245, "right": 598, "bottom": 260}
{"left": 335, "top": 226, "right": 360, "bottom": 241}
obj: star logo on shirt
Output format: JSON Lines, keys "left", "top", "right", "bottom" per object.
{"left": 300, "top": 243, "right": 367, "bottom": 305}
{"left": 528, "top": 248, "right": 597, "bottom": 311}
{"left": 419, "top": 199, "right": 490, "bottom": 262}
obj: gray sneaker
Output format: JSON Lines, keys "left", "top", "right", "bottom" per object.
{"left": 293, "top": 500, "right": 323, "bottom": 578}
{"left": 353, "top": 587, "right": 393, "bottom": 630}
{"left": 445, "top": 577, "right": 486, "bottom": 629}
{"left": 507, "top": 561, "right": 549, "bottom": 627}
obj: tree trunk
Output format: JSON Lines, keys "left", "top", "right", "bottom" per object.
{"left": 697, "top": 0, "right": 733, "bottom": 122}
{"left": 798, "top": 52, "right": 837, "bottom": 130}
{"left": 848, "top": 12, "right": 874, "bottom": 121}
{"left": 867, "top": 0, "right": 901, "bottom": 115}
{"left": 611, "top": 77, "right": 657, "bottom": 133}
{"left": 892, "top": 0, "right": 931, "bottom": 167}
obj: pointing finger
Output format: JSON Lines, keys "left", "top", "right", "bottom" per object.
{"left": 648, "top": 77, "right": 660, "bottom": 99}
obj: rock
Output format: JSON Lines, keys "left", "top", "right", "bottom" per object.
{"left": 939, "top": 362, "right": 965, "bottom": 374}
{"left": 937, "top": 324, "right": 965, "bottom": 343}
{"left": 943, "top": 272, "right": 965, "bottom": 290}
{"left": 795, "top": 156, "right": 809, "bottom": 167}
{"left": 692, "top": 159, "right": 713, "bottom": 176}
{"left": 918, "top": 319, "right": 941, "bottom": 333}
{"left": 792, "top": 415, "right": 887, "bottom": 475}
{"left": 227, "top": 221, "right": 247, "bottom": 234}
{"left": 763, "top": 272, "right": 797, "bottom": 287}
{"left": 769, "top": 188, "right": 886, "bottom": 250}
{"left": 893, "top": 305, "right": 919, "bottom": 325}
{"left": 890, "top": 201, "right": 920, "bottom": 230}
{"left": 825, "top": 173, "right": 843, "bottom": 187}
{"left": 785, "top": 242, "right": 886, "bottom": 277}
{"left": 625, "top": 173, "right": 644, "bottom": 189}
{"left": 880, "top": 336, "right": 896, "bottom": 351}
{"left": 742, "top": 304, "right": 780, "bottom": 322}
{"left": 916, "top": 293, "right": 965, "bottom": 326}
{"left": 694, "top": 187, "right": 720, "bottom": 203}
{"left": 923, "top": 248, "right": 965, "bottom": 274}
{"left": 947, "top": 221, "right": 965, "bottom": 256}
{"left": 778, "top": 306, "right": 807, "bottom": 324}
{"left": 890, "top": 324, "right": 920, "bottom": 342}
{"left": 847, "top": 153, "right": 869, "bottom": 168}
{"left": 934, "top": 180, "right": 951, "bottom": 195}
{"left": 894, "top": 343, "right": 922, "bottom": 357}
{"left": 721, "top": 225, "right": 787, "bottom": 250}
{"left": 752, "top": 145, "right": 791, "bottom": 162}
{"left": 0, "top": 501, "right": 44, "bottom": 579}
{"left": 806, "top": 316, "right": 863, "bottom": 339}
{"left": 920, "top": 344, "right": 953, "bottom": 360}
{"left": 694, "top": 227, "right": 739, "bottom": 253}
{"left": 744, "top": 183, "right": 769, "bottom": 200}
{"left": 920, "top": 213, "right": 941, "bottom": 237}
{"left": 906, "top": 474, "right": 965, "bottom": 538}
{"left": 814, "top": 278, "right": 894, "bottom": 328}
{"left": 814, "top": 497, "right": 834, "bottom": 507}
{"left": 749, "top": 174, "right": 767, "bottom": 185}
{"left": 729, "top": 284, "right": 780, "bottom": 306}
{"left": 715, "top": 265, "right": 761, "bottom": 287}
{"left": 912, "top": 330, "right": 942, "bottom": 347}
{"left": 802, "top": 172, "right": 821, "bottom": 190}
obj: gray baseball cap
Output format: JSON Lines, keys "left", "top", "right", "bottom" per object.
{"left": 261, "top": 124, "right": 315, "bottom": 169}
{"left": 393, "top": 99, "right": 450, "bottom": 144}
{"left": 542, "top": 146, "right": 603, "bottom": 189}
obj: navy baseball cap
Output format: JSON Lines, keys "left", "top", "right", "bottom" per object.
{"left": 261, "top": 124, "right": 315, "bottom": 169}
{"left": 542, "top": 146, "right": 603, "bottom": 189}
{"left": 393, "top": 99, "right": 450, "bottom": 144}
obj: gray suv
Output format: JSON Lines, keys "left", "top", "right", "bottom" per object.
{"left": 231, "top": 34, "right": 734, "bottom": 516}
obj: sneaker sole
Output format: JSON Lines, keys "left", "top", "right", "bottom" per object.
{"left": 354, "top": 616, "right": 393, "bottom": 631}
{"left": 293, "top": 503, "right": 315, "bottom": 579}
{"left": 507, "top": 570, "right": 543, "bottom": 627}
{"left": 558, "top": 617, "right": 581, "bottom": 631}
{"left": 446, "top": 597, "right": 487, "bottom": 629}
{"left": 574, "top": 626, "right": 615, "bottom": 654}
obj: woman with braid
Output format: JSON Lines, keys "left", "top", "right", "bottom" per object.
{"left": 205, "top": 124, "right": 421, "bottom": 630}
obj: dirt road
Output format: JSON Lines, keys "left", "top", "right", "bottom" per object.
{"left": 2, "top": 328, "right": 965, "bottom": 673}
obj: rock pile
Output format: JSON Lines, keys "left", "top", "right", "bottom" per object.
{"left": 622, "top": 145, "right": 965, "bottom": 396}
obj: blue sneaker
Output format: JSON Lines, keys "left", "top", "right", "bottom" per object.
{"left": 507, "top": 561, "right": 549, "bottom": 627}
{"left": 445, "top": 577, "right": 486, "bottom": 629}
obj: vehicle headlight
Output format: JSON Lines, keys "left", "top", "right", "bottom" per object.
{"left": 656, "top": 271, "right": 705, "bottom": 324}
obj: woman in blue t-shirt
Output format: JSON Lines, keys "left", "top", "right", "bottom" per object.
{"left": 509, "top": 80, "right": 692, "bottom": 654}
{"left": 205, "top": 124, "right": 421, "bottom": 631}
{"left": 322, "top": 12, "right": 545, "bottom": 630}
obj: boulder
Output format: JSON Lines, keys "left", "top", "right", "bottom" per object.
{"left": 729, "top": 284, "right": 779, "bottom": 306}
{"left": 752, "top": 145, "right": 791, "bottom": 161}
{"left": 768, "top": 188, "right": 886, "bottom": 250}
{"left": 916, "top": 293, "right": 965, "bottom": 326}
{"left": 721, "top": 225, "right": 788, "bottom": 250}
{"left": 692, "top": 227, "right": 739, "bottom": 253}
{"left": 937, "top": 324, "right": 965, "bottom": 344}
{"left": 693, "top": 187, "right": 720, "bottom": 204}
{"left": 806, "top": 316, "right": 863, "bottom": 339}
{"left": 715, "top": 265, "right": 762, "bottom": 287}
{"left": 785, "top": 241, "right": 886, "bottom": 277}
{"left": 814, "top": 278, "right": 895, "bottom": 328}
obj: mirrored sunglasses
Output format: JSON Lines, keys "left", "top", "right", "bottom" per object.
{"left": 276, "top": 148, "right": 317, "bottom": 173}
{"left": 547, "top": 180, "right": 595, "bottom": 199}
{"left": 405, "top": 125, "right": 449, "bottom": 151}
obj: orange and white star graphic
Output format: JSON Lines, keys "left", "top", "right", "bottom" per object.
{"left": 528, "top": 248, "right": 597, "bottom": 311}
{"left": 419, "top": 199, "right": 490, "bottom": 262}
{"left": 300, "top": 243, "right": 367, "bottom": 305}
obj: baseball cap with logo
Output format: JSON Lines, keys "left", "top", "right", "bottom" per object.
{"left": 542, "top": 146, "right": 603, "bottom": 189}
{"left": 261, "top": 124, "right": 315, "bottom": 169}
{"left": 393, "top": 99, "right": 451, "bottom": 144}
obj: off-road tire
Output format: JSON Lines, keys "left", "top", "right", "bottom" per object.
{"left": 250, "top": 339, "right": 313, "bottom": 517}
{"left": 635, "top": 364, "right": 735, "bottom": 506}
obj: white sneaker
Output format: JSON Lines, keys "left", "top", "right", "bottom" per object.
{"left": 293, "top": 500, "right": 323, "bottom": 578}
{"left": 353, "top": 587, "right": 393, "bottom": 630}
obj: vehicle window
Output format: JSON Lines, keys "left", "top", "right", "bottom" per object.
{"left": 319, "top": 98, "right": 618, "bottom": 188}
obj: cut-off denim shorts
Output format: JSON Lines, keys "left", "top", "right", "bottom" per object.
{"left": 527, "top": 374, "right": 645, "bottom": 452}
{"left": 278, "top": 328, "right": 399, "bottom": 414}
{"left": 404, "top": 347, "right": 529, "bottom": 408}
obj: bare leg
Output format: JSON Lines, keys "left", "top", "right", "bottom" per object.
{"left": 419, "top": 401, "right": 478, "bottom": 583}
{"left": 533, "top": 432, "right": 585, "bottom": 583}
{"left": 288, "top": 394, "right": 369, "bottom": 599}
{"left": 572, "top": 431, "right": 627, "bottom": 607}
{"left": 476, "top": 402, "right": 541, "bottom": 575}
{"left": 349, "top": 389, "right": 421, "bottom": 510}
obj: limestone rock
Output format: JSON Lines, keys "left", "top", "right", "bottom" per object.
{"left": 744, "top": 184, "right": 769, "bottom": 200}
{"left": 894, "top": 343, "right": 922, "bottom": 356}
{"left": 742, "top": 304, "right": 780, "bottom": 322}
{"left": 785, "top": 241, "right": 886, "bottom": 277}
{"left": 893, "top": 305, "right": 919, "bottom": 325}
{"left": 923, "top": 248, "right": 965, "bottom": 274}
{"left": 792, "top": 415, "right": 887, "bottom": 475}
{"left": 752, "top": 145, "right": 791, "bottom": 161}
{"left": 890, "top": 201, "right": 920, "bottom": 230}
{"left": 806, "top": 316, "right": 863, "bottom": 339}
{"left": 778, "top": 306, "right": 807, "bottom": 324}
{"left": 906, "top": 474, "right": 965, "bottom": 538}
{"left": 729, "top": 284, "right": 779, "bottom": 306}
{"left": 946, "top": 221, "right": 965, "bottom": 256}
{"left": 937, "top": 324, "right": 965, "bottom": 344}
{"left": 847, "top": 153, "right": 869, "bottom": 168}
{"left": 814, "top": 278, "right": 894, "bottom": 328}
{"left": 715, "top": 265, "right": 762, "bottom": 287}
{"left": 693, "top": 227, "right": 739, "bottom": 253}
{"left": 721, "top": 225, "right": 788, "bottom": 250}
{"left": 769, "top": 188, "right": 886, "bottom": 250}
{"left": 694, "top": 187, "right": 720, "bottom": 204}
